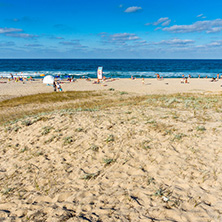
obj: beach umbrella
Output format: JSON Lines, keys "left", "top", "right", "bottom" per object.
{"left": 43, "top": 75, "right": 54, "bottom": 84}
{"left": 40, "top": 74, "right": 45, "bottom": 77}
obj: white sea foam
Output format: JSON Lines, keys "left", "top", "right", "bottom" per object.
{"left": 0, "top": 70, "right": 218, "bottom": 78}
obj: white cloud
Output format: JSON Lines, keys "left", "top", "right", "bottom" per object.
{"left": 209, "top": 41, "right": 222, "bottom": 46}
{"left": 162, "top": 20, "right": 171, "bottom": 26}
{"left": 197, "top": 14, "right": 204, "bottom": 18}
{"left": 198, "top": 40, "right": 222, "bottom": 48}
{"left": 25, "top": 44, "right": 43, "bottom": 47}
{"left": 136, "top": 40, "right": 147, "bottom": 44}
{"left": 197, "top": 14, "right": 206, "bottom": 19}
{"left": 154, "top": 38, "right": 195, "bottom": 46}
{"left": 111, "top": 33, "right": 139, "bottom": 41}
{"left": 124, "top": 6, "right": 142, "bottom": 13}
{"left": 0, "top": 27, "right": 38, "bottom": 39}
{"left": 99, "top": 32, "right": 141, "bottom": 45}
{"left": 59, "top": 41, "right": 77, "bottom": 46}
{"left": 0, "top": 27, "right": 22, "bottom": 34}
{"left": 163, "top": 19, "right": 222, "bottom": 33}
{"left": 206, "top": 27, "right": 222, "bottom": 33}
{"left": 153, "top": 17, "right": 169, "bottom": 26}
{"left": 6, "top": 33, "right": 38, "bottom": 38}
{"left": 111, "top": 33, "right": 139, "bottom": 40}
{"left": 146, "top": 17, "right": 171, "bottom": 27}
{"left": 154, "top": 27, "right": 162, "bottom": 31}
{"left": 59, "top": 40, "right": 88, "bottom": 48}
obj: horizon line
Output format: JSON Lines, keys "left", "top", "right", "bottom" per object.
{"left": 0, "top": 58, "right": 222, "bottom": 60}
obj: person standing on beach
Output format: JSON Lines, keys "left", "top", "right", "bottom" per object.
{"left": 53, "top": 81, "right": 57, "bottom": 91}
{"left": 56, "top": 81, "right": 62, "bottom": 91}
{"left": 155, "top": 73, "right": 160, "bottom": 80}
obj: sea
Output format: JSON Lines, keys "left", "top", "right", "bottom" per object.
{"left": 0, "top": 59, "right": 222, "bottom": 79}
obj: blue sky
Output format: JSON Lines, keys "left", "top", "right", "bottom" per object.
{"left": 0, "top": 0, "right": 222, "bottom": 58}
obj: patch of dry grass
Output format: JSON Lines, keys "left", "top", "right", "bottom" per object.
{"left": 0, "top": 91, "right": 102, "bottom": 107}
{"left": 1, "top": 91, "right": 222, "bottom": 125}
{"left": 0, "top": 91, "right": 147, "bottom": 124}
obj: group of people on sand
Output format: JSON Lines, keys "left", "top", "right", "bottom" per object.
{"left": 180, "top": 73, "right": 221, "bottom": 84}
{"left": 92, "top": 76, "right": 116, "bottom": 84}
{"left": 6, "top": 73, "right": 34, "bottom": 83}
{"left": 181, "top": 75, "right": 190, "bottom": 84}
{"left": 53, "top": 81, "right": 62, "bottom": 92}
{"left": 210, "top": 73, "right": 221, "bottom": 82}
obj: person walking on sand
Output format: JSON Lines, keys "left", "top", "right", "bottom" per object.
{"left": 53, "top": 81, "right": 57, "bottom": 92}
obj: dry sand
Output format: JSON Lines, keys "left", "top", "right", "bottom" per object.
{"left": 1, "top": 79, "right": 222, "bottom": 221}
{"left": 0, "top": 78, "right": 222, "bottom": 101}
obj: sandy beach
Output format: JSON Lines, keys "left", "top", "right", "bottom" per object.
{"left": 0, "top": 78, "right": 222, "bottom": 101}
{"left": 1, "top": 78, "right": 222, "bottom": 221}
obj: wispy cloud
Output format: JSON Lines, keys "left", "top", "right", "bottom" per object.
{"left": 46, "top": 35, "right": 64, "bottom": 40}
{"left": 111, "top": 33, "right": 140, "bottom": 41}
{"left": 134, "top": 40, "right": 148, "bottom": 47}
{"left": 154, "top": 27, "right": 162, "bottom": 31}
{"left": 99, "top": 33, "right": 140, "bottom": 45}
{"left": 153, "top": 38, "right": 195, "bottom": 46}
{"left": 59, "top": 41, "right": 77, "bottom": 46}
{"left": 154, "top": 17, "right": 170, "bottom": 26}
{"left": 206, "top": 27, "right": 222, "bottom": 33}
{"left": 25, "top": 44, "right": 43, "bottom": 47}
{"left": 145, "top": 17, "right": 171, "bottom": 27}
{"left": 59, "top": 40, "right": 87, "bottom": 48}
{"left": 6, "top": 33, "right": 39, "bottom": 38}
{"left": 208, "top": 40, "right": 222, "bottom": 46}
{"left": 55, "top": 36, "right": 64, "bottom": 40}
{"left": 197, "top": 14, "right": 203, "bottom": 18}
{"left": 0, "top": 27, "right": 22, "bottom": 34}
{"left": 197, "top": 14, "right": 206, "bottom": 19}
{"left": 163, "top": 19, "right": 222, "bottom": 33}
{"left": 124, "top": 6, "right": 142, "bottom": 13}
{"left": 197, "top": 40, "right": 222, "bottom": 48}
{"left": 0, "top": 27, "right": 38, "bottom": 39}
{"left": 6, "top": 16, "right": 34, "bottom": 23}
{"left": 162, "top": 20, "right": 171, "bottom": 26}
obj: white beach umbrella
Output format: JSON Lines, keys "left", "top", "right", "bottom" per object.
{"left": 43, "top": 75, "right": 54, "bottom": 84}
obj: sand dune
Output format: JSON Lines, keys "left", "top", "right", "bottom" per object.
{"left": 1, "top": 93, "right": 222, "bottom": 221}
